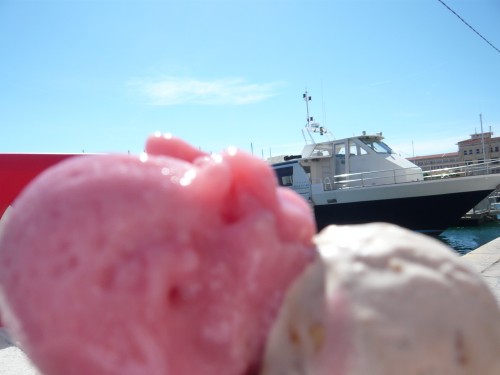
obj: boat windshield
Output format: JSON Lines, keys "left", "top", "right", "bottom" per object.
{"left": 360, "top": 138, "right": 393, "bottom": 154}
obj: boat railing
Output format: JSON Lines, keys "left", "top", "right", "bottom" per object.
{"left": 317, "top": 158, "right": 500, "bottom": 191}
{"left": 323, "top": 167, "right": 423, "bottom": 190}
{"left": 422, "top": 158, "right": 500, "bottom": 179}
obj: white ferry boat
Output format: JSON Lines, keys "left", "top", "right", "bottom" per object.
{"left": 270, "top": 93, "right": 500, "bottom": 234}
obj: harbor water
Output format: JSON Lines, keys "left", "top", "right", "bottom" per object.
{"left": 438, "top": 221, "right": 500, "bottom": 255}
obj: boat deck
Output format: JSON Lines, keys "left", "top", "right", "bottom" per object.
{"left": 2, "top": 237, "right": 500, "bottom": 374}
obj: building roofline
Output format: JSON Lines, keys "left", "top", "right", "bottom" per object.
{"left": 408, "top": 152, "right": 459, "bottom": 161}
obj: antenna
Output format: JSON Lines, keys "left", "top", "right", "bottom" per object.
{"left": 302, "top": 91, "right": 329, "bottom": 144}
{"left": 321, "top": 81, "right": 327, "bottom": 130}
{"left": 303, "top": 91, "right": 315, "bottom": 143}
{"left": 303, "top": 91, "right": 313, "bottom": 128}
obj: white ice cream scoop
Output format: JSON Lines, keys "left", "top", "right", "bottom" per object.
{"left": 260, "top": 222, "right": 500, "bottom": 375}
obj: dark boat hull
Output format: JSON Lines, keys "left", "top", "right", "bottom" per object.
{"left": 314, "top": 189, "right": 494, "bottom": 234}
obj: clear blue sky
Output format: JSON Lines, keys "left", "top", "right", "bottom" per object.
{"left": 1, "top": 0, "right": 499, "bottom": 158}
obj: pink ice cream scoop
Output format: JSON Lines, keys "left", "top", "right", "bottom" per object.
{"left": 260, "top": 223, "right": 500, "bottom": 375}
{"left": 0, "top": 134, "right": 316, "bottom": 375}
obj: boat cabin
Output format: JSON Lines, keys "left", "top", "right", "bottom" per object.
{"left": 271, "top": 134, "right": 424, "bottom": 201}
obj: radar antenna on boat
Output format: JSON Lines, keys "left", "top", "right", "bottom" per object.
{"left": 302, "top": 91, "right": 330, "bottom": 144}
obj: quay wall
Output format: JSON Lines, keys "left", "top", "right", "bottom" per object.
{"left": 462, "top": 236, "right": 500, "bottom": 304}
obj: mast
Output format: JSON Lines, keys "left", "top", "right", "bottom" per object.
{"left": 303, "top": 91, "right": 312, "bottom": 128}
{"left": 302, "top": 91, "right": 328, "bottom": 143}
{"left": 302, "top": 91, "right": 314, "bottom": 144}
{"left": 480, "top": 114, "right": 486, "bottom": 160}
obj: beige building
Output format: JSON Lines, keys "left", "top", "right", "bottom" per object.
{"left": 457, "top": 132, "right": 500, "bottom": 163}
{"left": 408, "top": 152, "right": 460, "bottom": 172}
{"left": 408, "top": 132, "right": 500, "bottom": 173}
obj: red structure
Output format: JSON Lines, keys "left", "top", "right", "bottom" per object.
{"left": 0, "top": 153, "right": 81, "bottom": 218}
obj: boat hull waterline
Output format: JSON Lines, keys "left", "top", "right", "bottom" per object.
{"left": 314, "top": 188, "right": 495, "bottom": 234}
{"left": 309, "top": 173, "right": 500, "bottom": 233}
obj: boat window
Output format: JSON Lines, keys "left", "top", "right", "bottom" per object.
{"left": 334, "top": 143, "right": 345, "bottom": 156}
{"left": 312, "top": 143, "right": 333, "bottom": 157}
{"left": 360, "top": 138, "right": 393, "bottom": 154}
{"left": 302, "top": 165, "right": 311, "bottom": 180}
{"left": 273, "top": 166, "right": 293, "bottom": 186}
{"left": 349, "top": 143, "right": 367, "bottom": 156}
